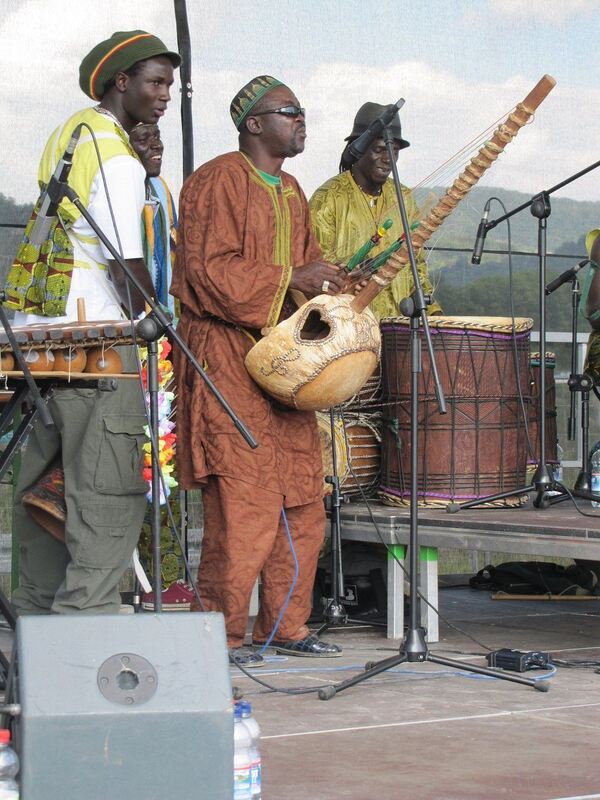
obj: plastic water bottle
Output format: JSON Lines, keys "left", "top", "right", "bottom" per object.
{"left": 239, "top": 702, "right": 261, "bottom": 799}
{"left": 549, "top": 442, "right": 564, "bottom": 495}
{"left": 553, "top": 443, "right": 564, "bottom": 484}
{"left": 590, "top": 443, "right": 600, "bottom": 508}
{"left": 0, "top": 730, "right": 19, "bottom": 799}
{"left": 233, "top": 704, "right": 252, "bottom": 800}
{"left": 589, "top": 439, "right": 600, "bottom": 472}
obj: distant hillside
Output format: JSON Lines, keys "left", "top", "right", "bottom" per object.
{"left": 416, "top": 185, "right": 599, "bottom": 258}
{"left": 0, "top": 185, "right": 598, "bottom": 332}
{"left": 414, "top": 186, "right": 599, "bottom": 331}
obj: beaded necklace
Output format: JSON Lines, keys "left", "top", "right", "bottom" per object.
{"left": 94, "top": 104, "right": 127, "bottom": 135}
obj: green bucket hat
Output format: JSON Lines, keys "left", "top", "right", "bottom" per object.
{"left": 79, "top": 30, "right": 181, "bottom": 101}
{"left": 230, "top": 75, "right": 284, "bottom": 130}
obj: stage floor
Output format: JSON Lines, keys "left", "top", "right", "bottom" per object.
{"left": 1, "top": 583, "right": 598, "bottom": 799}
{"left": 237, "top": 586, "right": 600, "bottom": 800}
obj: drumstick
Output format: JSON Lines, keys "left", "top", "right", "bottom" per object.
{"left": 346, "top": 219, "right": 394, "bottom": 272}
{"left": 77, "top": 298, "right": 86, "bottom": 323}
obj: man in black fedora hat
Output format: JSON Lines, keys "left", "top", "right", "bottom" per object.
{"left": 310, "top": 101, "right": 441, "bottom": 319}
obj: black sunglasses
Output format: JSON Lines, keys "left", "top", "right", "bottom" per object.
{"left": 252, "top": 105, "right": 305, "bottom": 119}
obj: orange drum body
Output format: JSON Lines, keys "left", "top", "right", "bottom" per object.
{"left": 341, "top": 414, "right": 381, "bottom": 497}
{"left": 54, "top": 347, "right": 87, "bottom": 373}
{"left": 528, "top": 352, "right": 558, "bottom": 466}
{"left": 316, "top": 412, "right": 349, "bottom": 496}
{"left": 379, "top": 316, "right": 532, "bottom": 507}
{"left": 317, "top": 412, "right": 382, "bottom": 498}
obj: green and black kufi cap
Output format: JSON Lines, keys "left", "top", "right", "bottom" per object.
{"left": 230, "top": 75, "right": 284, "bottom": 130}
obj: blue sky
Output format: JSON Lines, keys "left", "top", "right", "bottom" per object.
{"left": 193, "top": 0, "right": 600, "bottom": 88}
{"left": 1, "top": 0, "right": 600, "bottom": 213}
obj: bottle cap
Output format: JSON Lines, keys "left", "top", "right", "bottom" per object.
{"left": 0, "top": 730, "right": 10, "bottom": 744}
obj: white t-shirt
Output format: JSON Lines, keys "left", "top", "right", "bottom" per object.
{"left": 14, "top": 155, "right": 146, "bottom": 327}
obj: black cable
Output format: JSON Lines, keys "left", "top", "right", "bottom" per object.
{"left": 551, "top": 658, "right": 600, "bottom": 669}
{"left": 548, "top": 481, "right": 600, "bottom": 518}
{"left": 487, "top": 196, "right": 536, "bottom": 464}
{"left": 423, "top": 245, "right": 586, "bottom": 261}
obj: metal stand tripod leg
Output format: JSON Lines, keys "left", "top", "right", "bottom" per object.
{"left": 317, "top": 408, "right": 385, "bottom": 635}
{"left": 574, "top": 375, "right": 594, "bottom": 494}
{"left": 548, "top": 372, "right": 600, "bottom": 504}
{"left": 547, "top": 275, "right": 600, "bottom": 504}
{"left": 147, "top": 338, "right": 162, "bottom": 612}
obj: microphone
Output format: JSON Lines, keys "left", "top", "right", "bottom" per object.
{"left": 471, "top": 199, "right": 492, "bottom": 265}
{"left": 347, "top": 98, "right": 405, "bottom": 164}
{"left": 545, "top": 259, "right": 590, "bottom": 295}
{"left": 29, "top": 124, "right": 83, "bottom": 247}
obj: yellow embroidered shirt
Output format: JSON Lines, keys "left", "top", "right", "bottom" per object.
{"left": 309, "top": 170, "right": 441, "bottom": 319}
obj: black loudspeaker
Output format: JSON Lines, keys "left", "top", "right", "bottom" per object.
{"left": 16, "top": 613, "right": 232, "bottom": 800}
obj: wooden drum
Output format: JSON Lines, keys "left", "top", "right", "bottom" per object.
{"left": 316, "top": 412, "right": 349, "bottom": 496}
{"left": 317, "top": 411, "right": 382, "bottom": 498}
{"left": 379, "top": 316, "right": 533, "bottom": 507}
{"left": 342, "top": 413, "right": 382, "bottom": 497}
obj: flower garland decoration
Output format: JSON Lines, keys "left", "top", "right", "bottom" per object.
{"left": 139, "top": 338, "right": 177, "bottom": 503}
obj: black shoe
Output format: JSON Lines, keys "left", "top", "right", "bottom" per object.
{"left": 254, "top": 634, "right": 342, "bottom": 658}
{"left": 229, "top": 647, "right": 265, "bottom": 668}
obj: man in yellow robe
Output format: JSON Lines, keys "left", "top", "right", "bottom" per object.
{"left": 310, "top": 102, "right": 441, "bottom": 320}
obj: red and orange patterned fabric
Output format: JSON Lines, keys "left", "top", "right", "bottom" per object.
{"left": 171, "top": 151, "right": 325, "bottom": 507}
{"left": 193, "top": 476, "right": 324, "bottom": 647}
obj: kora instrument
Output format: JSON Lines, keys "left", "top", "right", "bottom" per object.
{"left": 245, "top": 75, "right": 556, "bottom": 411}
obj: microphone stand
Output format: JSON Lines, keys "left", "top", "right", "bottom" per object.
{"left": 148, "top": 338, "right": 163, "bottom": 608}
{"left": 316, "top": 407, "right": 385, "bottom": 635}
{"left": 0, "top": 299, "right": 58, "bottom": 638}
{"left": 450, "top": 157, "right": 600, "bottom": 511}
{"left": 546, "top": 274, "right": 599, "bottom": 504}
{"left": 319, "top": 124, "right": 544, "bottom": 699}
{"left": 56, "top": 181, "right": 258, "bottom": 610}
{"left": 0, "top": 313, "right": 55, "bottom": 489}
{"left": 0, "top": 298, "right": 70, "bottom": 678}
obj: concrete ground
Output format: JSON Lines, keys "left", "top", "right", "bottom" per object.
{"left": 232, "top": 587, "right": 600, "bottom": 800}
{"left": 1, "top": 584, "right": 598, "bottom": 799}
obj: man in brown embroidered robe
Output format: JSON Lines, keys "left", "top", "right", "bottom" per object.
{"left": 171, "top": 76, "right": 345, "bottom": 666}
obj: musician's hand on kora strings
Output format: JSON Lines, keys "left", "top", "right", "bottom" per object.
{"left": 351, "top": 277, "right": 370, "bottom": 295}
{"left": 340, "top": 269, "right": 370, "bottom": 295}
{"left": 290, "top": 261, "right": 345, "bottom": 298}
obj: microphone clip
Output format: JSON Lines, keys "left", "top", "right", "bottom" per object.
{"left": 471, "top": 200, "right": 494, "bottom": 265}
{"left": 544, "top": 258, "right": 590, "bottom": 296}
{"left": 43, "top": 173, "right": 71, "bottom": 209}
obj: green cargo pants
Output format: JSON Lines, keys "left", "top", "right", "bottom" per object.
{"left": 12, "top": 370, "right": 148, "bottom": 615}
